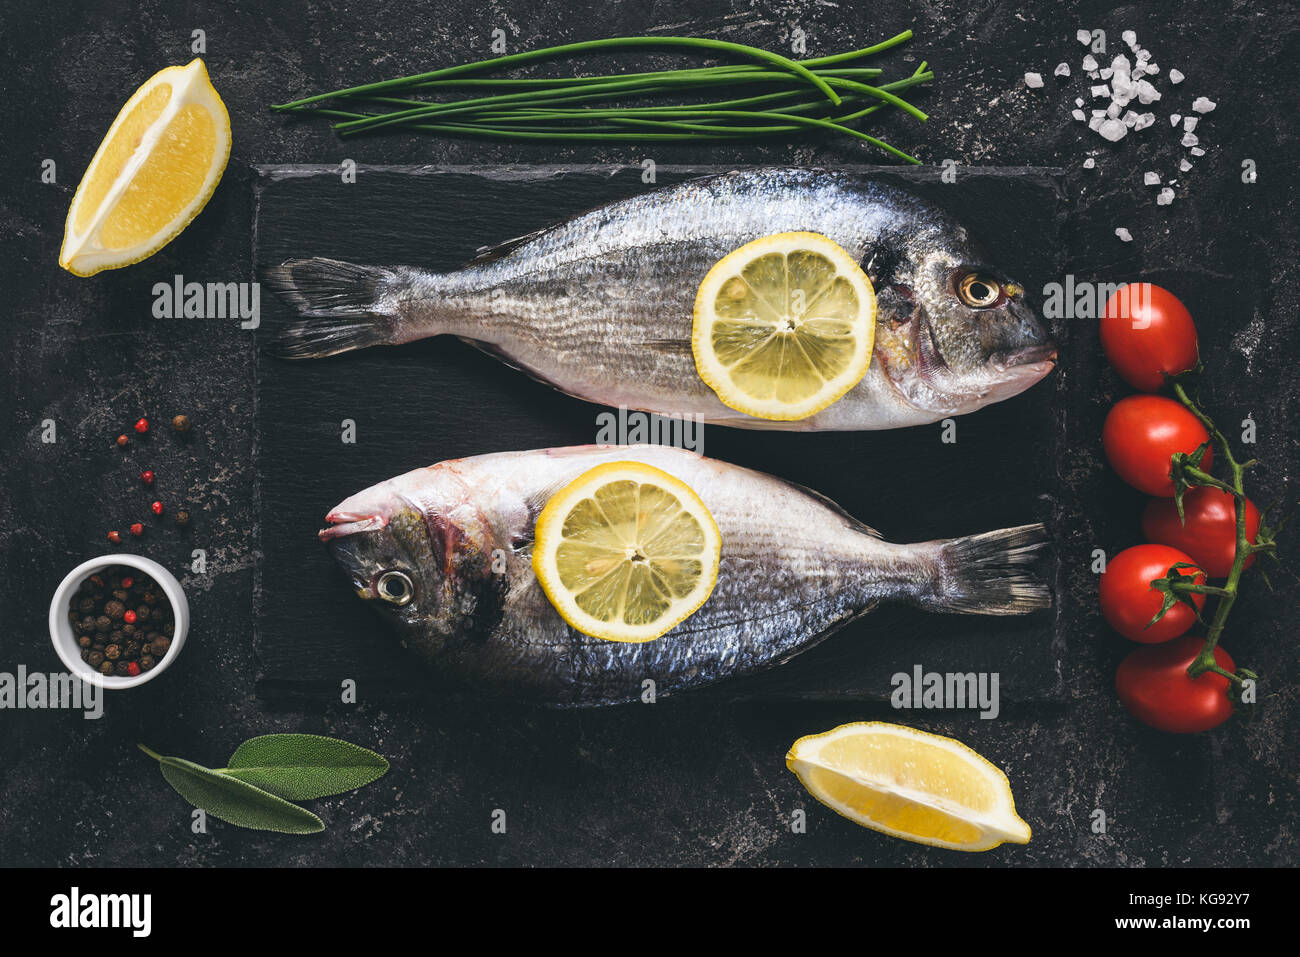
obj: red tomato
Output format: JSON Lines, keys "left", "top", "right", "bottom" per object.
{"left": 1115, "top": 634, "right": 1235, "bottom": 733}
{"left": 1142, "top": 487, "right": 1260, "bottom": 578}
{"left": 1100, "top": 284, "right": 1199, "bottom": 391}
{"left": 1099, "top": 544, "right": 1206, "bottom": 643}
{"left": 1102, "top": 395, "right": 1212, "bottom": 496}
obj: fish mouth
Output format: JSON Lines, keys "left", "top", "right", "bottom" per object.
{"left": 991, "top": 343, "right": 1059, "bottom": 372}
{"left": 319, "top": 511, "right": 388, "bottom": 542}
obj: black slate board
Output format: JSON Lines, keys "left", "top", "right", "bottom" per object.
{"left": 252, "top": 165, "right": 1066, "bottom": 704}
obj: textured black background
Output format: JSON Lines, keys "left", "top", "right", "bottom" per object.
{"left": 1, "top": 0, "right": 1297, "bottom": 867}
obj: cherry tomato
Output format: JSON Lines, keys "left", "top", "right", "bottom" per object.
{"left": 1099, "top": 544, "right": 1206, "bottom": 643}
{"left": 1102, "top": 395, "right": 1212, "bottom": 496}
{"left": 1100, "top": 284, "right": 1199, "bottom": 392}
{"left": 1142, "top": 487, "right": 1260, "bottom": 578}
{"left": 1115, "top": 634, "right": 1235, "bottom": 733}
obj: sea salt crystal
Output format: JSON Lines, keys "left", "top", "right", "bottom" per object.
{"left": 1099, "top": 118, "right": 1128, "bottom": 141}
{"left": 1072, "top": 109, "right": 1087, "bottom": 121}
{"left": 1135, "top": 112, "right": 1155, "bottom": 130}
{"left": 1025, "top": 72, "right": 1044, "bottom": 88}
{"left": 1156, "top": 187, "right": 1175, "bottom": 206}
{"left": 1170, "top": 113, "right": 1182, "bottom": 126}
{"left": 1075, "top": 97, "right": 1085, "bottom": 107}
{"left": 1088, "top": 116, "right": 1104, "bottom": 131}
{"left": 1144, "top": 171, "right": 1161, "bottom": 185}
{"left": 1192, "top": 96, "right": 1216, "bottom": 113}
{"left": 1183, "top": 116, "right": 1199, "bottom": 132}
{"left": 1115, "top": 227, "right": 1133, "bottom": 242}
{"left": 1182, "top": 132, "right": 1199, "bottom": 147}
{"left": 1084, "top": 157, "right": 1096, "bottom": 168}
{"left": 1122, "top": 110, "right": 1138, "bottom": 127}
{"left": 1089, "top": 70, "right": 1100, "bottom": 80}
{"left": 1107, "top": 102, "right": 1122, "bottom": 119}
{"left": 1146, "top": 64, "right": 1160, "bottom": 74}
{"left": 1133, "top": 62, "right": 1148, "bottom": 78}
{"left": 1169, "top": 68, "right": 1185, "bottom": 84}
{"left": 1122, "top": 30, "right": 1138, "bottom": 47}
{"left": 1135, "top": 80, "right": 1161, "bottom": 104}
{"left": 1091, "top": 84, "right": 1110, "bottom": 97}
{"left": 1054, "top": 62, "right": 1071, "bottom": 77}
{"left": 1100, "top": 67, "right": 1113, "bottom": 79}
{"left": 1191, "top": 147, "right": 1205, "bottom": 156}
{"left": 1112, "top": 54, "right": 1131, "bottom": 73}
{"left": 1082, "top": 54, "right": 1098, "bottom": 71}
{"left": 1078, "top": 29, "right": 1093, "bottom": 46}
{"left": 1111, "top": 75, "right": 1136, "bottom": 98}
{"left": 1180, "top": 158, "right": 1193, "bottom": 172}
{"left": 1136, "top": 49, "right": 1151, "bottom": 62}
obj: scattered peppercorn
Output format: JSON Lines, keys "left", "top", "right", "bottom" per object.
{"left": 172, "top": 414, "right": 191, "bottom": 433}
{"left": 116, "top": 434, "right": 129, "bottom": 448}
{"left": 129, "top": 523, "right": 144, "bottom": 537}
{"left": 140, "top": 470, "right": 154, "bottom": 485}
{"left": 174, "top": 510, "right": 190, "bottom": 527}
{"left": 107, "top": 530, "right": 122, "bottom": 545}
{"left": 134, "top": 418, "right": 149, "bottom": 434}
{"left": 151, "top": 501, "right": 164, "bottom": 516}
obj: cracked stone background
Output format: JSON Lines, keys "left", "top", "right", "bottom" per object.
{"left": 1, "top": 0, "right": 1296, "bottom": 866}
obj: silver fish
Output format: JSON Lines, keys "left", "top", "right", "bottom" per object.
{"left": 270, "top": 167, "right": 1056, "bottom": 431}
{"left": 323, "top": 445, "right": 1050, "bottom": 706}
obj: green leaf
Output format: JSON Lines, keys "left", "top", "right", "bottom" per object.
{"left": 219, "top": 734, "right": 389, "bottom": 801}
{"left": 139, "top": 745, "right": 324, "bottom": 834}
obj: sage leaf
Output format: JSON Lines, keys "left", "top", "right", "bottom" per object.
{"left": 139, "top": 744, "right": 324, "bottom": 834}
{"left": 220, "top": 734, "right": 389, "bottom": 801}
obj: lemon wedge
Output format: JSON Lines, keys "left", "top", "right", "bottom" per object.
{"left": 60, "top": 59, "right": 231, "bottom": 277}
{"left": 532, "top": 461, "right": 721, "bottom": 643}
{"left": 692, "top": 232, "right": 876, "bottom": 421}
{"left": 786, "top": 722, "right": 1032, "bottom": 852}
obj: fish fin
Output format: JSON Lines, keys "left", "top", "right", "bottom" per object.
{"left": 925, "top": 523, "right": 1051, "bottom": 615}
{"left": 775, "top": 477, "right": 882, "bottom": 538}
{"left": 265, "top": 258, "right": 404, "bottom": 359}
{"left": 466, "top": 226, "right": 554, "bottom": 266}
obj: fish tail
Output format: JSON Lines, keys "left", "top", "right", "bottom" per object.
{"left": 923, "top": 523, "right": 1051, "bottom": 615}
{"left": 265, "top": 258, "right": 407, "bottom": 358}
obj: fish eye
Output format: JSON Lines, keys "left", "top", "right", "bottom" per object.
{"left": 377, "top": 570, "right": 414, "bottom": 606}
{"left": 958, "top": 273, "right": 1002, "bottom": 308}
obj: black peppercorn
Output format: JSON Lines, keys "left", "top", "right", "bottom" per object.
{"left": 104, "top": 600, "right": 125, "bottom": 620}
{"left": 104, "top": 644, "right": 121, "bottom": 660}
{"left": 77, "top": 635, "right": 91, "bottom": 649}
{"left": 150, "top": 635, "right": 171, "bottom": 657}
{"left": 80, "top": 649, "right": 91, "bottom": 662}
{"left": 134, "top": 605, "right": 151, "bottom": 621}
{"left": 94, "top": 615, "right": 111, "bottom": 632}
{"left": 124, "top": 639, "right": 141, "bottom": 657}
{"left": 78, "top": 615, "right": 96, "bottom": 634}
{"left": 77, "top": 597, "right": 95, "bottom": 613}
{"left": 115, "top": 661, "right": 131, "bottom": 677}
{"left": 112, "top": 588, "right": 128, "bottom": 602}
{"left": 139, "top": 654, "right": 156, "bottom": 671}
{"left": 98, "top": 661, "right": 114, "bottom": 676}
{"left": 88, "top": 651, "right": 106, "bottom": 668}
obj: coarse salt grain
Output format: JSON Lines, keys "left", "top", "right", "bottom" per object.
{"left": 1180, "top": 159, "right": 1193, "bottom": 171}
{"left": 1084, "top": 157, "right": 1096, "bottom": 168}
{"left": 1122, "top": 29, "right": 1137, "bottom": 47}
{"left": 1183, "top": 116, "right": 1198, "bottom": 132}
{"left": 1100, "top": 67, "right": 1113, "bottom": 79}
{"left": 1072, "top": 109, "right": 1086, "bottom": 121}
{"left": 1055, "top": 62, "right": 1071, "bottom": 77}
{"left": 1025, "top": 73, "right": 1044, "bottom": 88}
{"left": 1099, "top": 118, "right": 1128, "bottom": 141}
{"left": 1115, "top": 227, "right": 1133, "bottom": 241}
{"left": 1169, "top": 68, "right": 1185, "bottom": 84}
{"left": 1075, "top": 97, "right": 1085, "bottom": 107}
{"left": 1091, "top": 84, "right": 1110, "bottom": 97}
{"left": 1192, "top": 96, "right": 1216, "bottom": 113}
{"left": 1170, "top": 113, "right": 1182, "bottom": 126}
{"left": 1082, "top": 54, "right": 1098, "bottom": 71}
{"left": 1156, "top": 188, "right": 1175, "bottom": 205}
{"left": 1078, "top": 29, "right": 1092, "bottom": 45}
{"left": 1191, "top": 147, "right": 1205, "bottom": 156}
{"left": 1135, "top": 80, "right": 1161, "bottom": 104}
{"left": 1144, "top": 171, "right": 1161, "bottom": 185}
{"left": 1182, "top": 132, "right": 1199, "bottom": 147}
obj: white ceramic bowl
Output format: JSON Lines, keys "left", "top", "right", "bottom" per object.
{"left": 49, "top": 554, "right": 189, "bottom": 689}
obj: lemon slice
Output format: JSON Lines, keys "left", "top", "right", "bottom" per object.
{"left": 60, "top": 59, "right": 231, "bottom": 277}
{"left": 786, "top": 722, "right": 1032, "bottom": 852}
{"left": 532, "top": 461, "right": 722, "bottom": 643}
{"left": 692, "top": 232, "right": 877, "bottom": 421}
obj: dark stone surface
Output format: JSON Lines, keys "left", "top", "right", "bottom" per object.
{"left": 1, "top": 0, "right": 1296, "bottom": 866}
